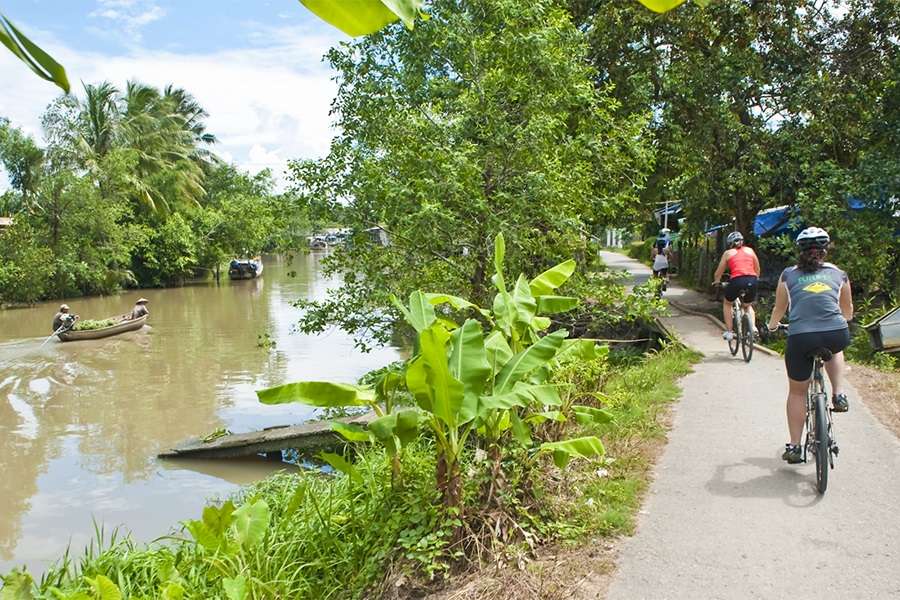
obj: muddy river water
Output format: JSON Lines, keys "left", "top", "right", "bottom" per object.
{"left": 0, "top": 254, "right": 399, "bottom": 574}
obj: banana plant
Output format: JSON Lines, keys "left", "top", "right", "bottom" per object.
{"left": 257, "top": 364, "right": 419, "bottom": 485}
{"left": 256, "top": 238, "right": 609, "bottom": 520}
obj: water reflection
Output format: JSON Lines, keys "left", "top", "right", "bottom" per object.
{"left": 0, "top": 253, "right": 399, "bottom": 573}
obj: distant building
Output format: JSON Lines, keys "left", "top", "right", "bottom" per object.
{"left": 364, "top": 226, "right": 390, "bottom": 247}
{"left": 0, "top": 216, "right": 13, "bottom": 231}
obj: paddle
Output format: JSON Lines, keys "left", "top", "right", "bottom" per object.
{"left": 39, "top": 315, "right": 77, "bottom": 348}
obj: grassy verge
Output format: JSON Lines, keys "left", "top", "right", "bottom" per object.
{"left": 3, "top": 445, "right": 453, "bottom": 600}
{"left": 552, "top": 343, "right": 700, "bottom": 542}
{"left": 422, "top": 343, "right": 701, "bottom": 600}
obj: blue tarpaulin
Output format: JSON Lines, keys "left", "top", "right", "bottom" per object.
{"left": 753, "top": 205, "right": 796, "bottom": 237}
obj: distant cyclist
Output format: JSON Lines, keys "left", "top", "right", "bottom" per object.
{"left": 712, "top": 231, "right": 760, "bottom": 341}
{"left": 766, "top": 227, "right": 853, "bottom": 464}
{"left": 651, "top": 238, "right": 672, "bottom": 291}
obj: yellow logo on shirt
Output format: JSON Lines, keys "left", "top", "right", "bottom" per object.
{"left": 803, "top": 282, "right": 831, "bottom": 294}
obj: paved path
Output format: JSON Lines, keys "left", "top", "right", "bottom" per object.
{"left": 599, "top": 251, "right": 900, "bottom": 600}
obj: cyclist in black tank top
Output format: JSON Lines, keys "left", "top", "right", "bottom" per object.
{"left": 766, "top": 227, "right": 854, "bottom": 464}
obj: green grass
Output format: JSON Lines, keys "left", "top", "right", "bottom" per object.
{"left": 7, "top": 446, "right": 445, "bottom": 600}
{"left": 555, "top": 342, "right": 700, "bottom": 541}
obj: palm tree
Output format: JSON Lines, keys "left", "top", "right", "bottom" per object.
{"left": 80, "top": 82, "right": 120, "bottom": 159}
{"left": 119, "top": 81, "right": 205, "bottom": 212}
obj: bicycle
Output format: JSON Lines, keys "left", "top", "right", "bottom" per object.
{"left": 652, "top": 267, "right": 668, "bottom": 298}
{"left": 714, "top": 282, "right": 754, "bottom": 362}
{"left": 775, "top": 324, "right": 838, "bottom": 494}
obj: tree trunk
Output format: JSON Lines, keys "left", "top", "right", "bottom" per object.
{"left": 436, "top": 452, "right": 463, "bottom": 542}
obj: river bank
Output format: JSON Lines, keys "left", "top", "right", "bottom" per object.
{"left": 1, "top": 245, "right": 695, "bottom": 599}
{"left": 1, "top": 340, "right": 698, "bottom": 599}
{"left": 0, "top": 253, "right": 400, "bottom": 574}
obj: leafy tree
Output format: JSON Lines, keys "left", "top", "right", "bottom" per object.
{"left": 290, "top": 0, "right": 652, "bottom": 348}
{"left": 190, "top": 165, "right": 284, "bottom": 273}
{"left": 132, "top": 213, "right": 198, "bottom": 287}
{"left": 0, "top": 221, "right": 54, "bottom": 304}
{"left": 2, "top": 77, "right": 296, "bottom": 300}
{"left": 0, "top": 118, "right": 44, "bottom": 203}
{"left": 575, "top": 0, "right": 899, "bottom": 293}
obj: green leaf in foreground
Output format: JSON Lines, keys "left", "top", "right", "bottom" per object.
{"left": 185, "top": 500, "right": 235, "bottom": 551}
{"left": 636, "top": 0, "right": 687, "bottom": 13}
{"left": 331, "top": 421, "right": 372, "bottom": 443}
{"left": 529, "top": 259, "right": 576, "bottom": 297}
{"left": 540, "top": 436, "right": 605, "bottom": 469}
{"left": 256, "top": 381, "right": 374, "bottom": 407}
{"left": 160, "top": 582, "right": 185, "bottom": 600}
{"left": 83, "top": 575, "right": 121, "bottom": 600}
{"left": 232, "top": 499, "right": 270, "bottom": 549}
{"left": 300, "top": 0, "right": 398, "bottom": 37}
{"left": 301, "top": 0, "right": 424, "bottom": 37}
{"left": 1, "top": 570, "right": 35, "bottom": 600}
{"left": 572, "top": 405, "right": 615, "bottom": 426}
{"left": 536, "top": 295, "right": 579, "bottom": 315}
{"left": 0, "top": 13, "right": 70, "bottom": 93}
{"left": 408, "top": 324, "right": 465, "bottom": 427}
{"left": 368, "top": 409, "right": 420, "bottom": 446}
{"left": 222, "top": 576, "right": 247, "bottom": 600}
{"left": 494, "top": 330, "right": 568, "bottom": 393}
{"left": 320, "top": 452, "right": 362, "bottom": 484}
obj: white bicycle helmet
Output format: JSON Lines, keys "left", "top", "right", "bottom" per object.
{"left": 726, "top": 231, "right": 744, "bottom": 247}
{"left": 796, "top": 227, "right": 830, "bottom": 250}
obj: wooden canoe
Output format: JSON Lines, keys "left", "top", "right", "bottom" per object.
{"left": 58, "top": 314, "right": 148, "bottom": 342}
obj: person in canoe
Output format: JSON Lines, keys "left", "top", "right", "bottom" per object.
{"left": 129, "top": 298, "right": 149, "bottom": 320}
{"left": 51, "top": 304, "right": 77, "bottom": 332}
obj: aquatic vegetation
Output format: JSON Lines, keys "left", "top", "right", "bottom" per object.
{"left": 71, "top": 319, "right": 119, "bottom": 332}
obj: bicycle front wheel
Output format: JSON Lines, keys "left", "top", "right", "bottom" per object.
{"left": 741, "top": 313, "right": 754, "bottom": 362}
{"left": 813, "top": 392, "right": 830, "bottom": 494}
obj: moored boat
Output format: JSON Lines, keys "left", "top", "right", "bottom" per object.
{"left": 228, "top": 257, "right": 264, "bottom": 279}
{"left": 57, "top": 314, "right": 148, "bottom": 342}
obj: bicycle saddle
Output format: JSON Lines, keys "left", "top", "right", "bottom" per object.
{"left": 811, "top": 347, "right": 834, "bottom": 361}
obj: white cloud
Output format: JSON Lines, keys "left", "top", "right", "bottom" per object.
{"left": 0, "top": 24, "right": 341, "bottom": 187}
{"left": 89, "top": 1, "right": 167, "bottom": 42}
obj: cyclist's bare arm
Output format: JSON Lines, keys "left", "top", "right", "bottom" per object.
{"left": 712, "top": 251, "right": 730, "bottom": 283}
{"left": 751, "top": 249, "right": 761, "bottom": 277}
{"left": 840, "top": 279, "right": 854, "bottom": 321}
{"left": 767, "top": 276, "right": 789, "bottom": 331}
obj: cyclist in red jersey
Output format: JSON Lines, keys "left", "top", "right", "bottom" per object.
{"left": 713, "top": 231, "right": 761, "bottom": 341}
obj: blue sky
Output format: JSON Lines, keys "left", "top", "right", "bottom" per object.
{"left": 0, "top": 0, "right": 348, "bottom": 186}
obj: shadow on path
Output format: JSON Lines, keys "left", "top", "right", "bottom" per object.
{"left": 706, "top": 456, "right": 823, "bottom": 508}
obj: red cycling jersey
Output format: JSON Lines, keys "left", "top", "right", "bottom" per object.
{"left": 727, "top": 246, "right": 757, "bottom": 278}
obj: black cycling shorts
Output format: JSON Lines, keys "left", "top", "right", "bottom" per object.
{"left": 784, "top": 328, "right": 850, "bottom": 382}
{"left": 653, "top": 268, "right": 668, "bottom": 277}
{"left": 724, "top": 275, "right": 758, "bottom": 303}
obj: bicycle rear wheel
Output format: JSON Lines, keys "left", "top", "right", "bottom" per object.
{"left": 728, "top": 310, "right": 740, "bottom": 356}
{"left": 740, "top": 313, "right": 754, "bottom": 362}
{"left": 813, "top": 392, "right": 829, "bottom": 494}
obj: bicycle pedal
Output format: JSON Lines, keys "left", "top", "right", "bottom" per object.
{"left": 832, "top": 445, "right": 840, "bottom": 456}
